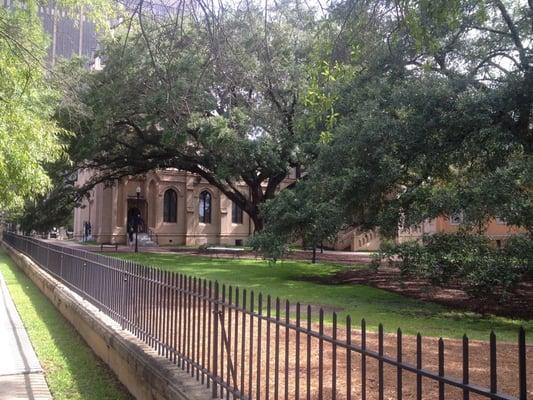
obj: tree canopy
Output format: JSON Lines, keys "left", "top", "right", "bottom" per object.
{"left": 262, "top": 0, "right": 533, "bottom": 243}
{"left": 9, "top": 0, "right": 532, "bottom": 244}
{"left": 67, "top": 0, "right": 319, "bottom": 231}
{"left": 0, "top": 0, "right": 112, "bottom": 213}
{"left": 0, "top": 5, "right": 61, "bottom": 210}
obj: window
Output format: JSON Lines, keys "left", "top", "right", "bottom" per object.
{"left": 163, "top": 189, "right": 177, "bottom": 223}
{"left": 199, "top": 191, "right": 211, "bottom": 223}
{"left": 449, "top": 212, "right": 463, "bottom": 225}
{"left": 232, "top": 201, "right": 243, "bottom": 224}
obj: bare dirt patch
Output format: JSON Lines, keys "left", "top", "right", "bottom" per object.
{"left": 129, "top": 299, "right": 532, "bottom": 400}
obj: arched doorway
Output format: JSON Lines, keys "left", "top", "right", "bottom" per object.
{"left": 127, "top": 203, "right": 148, "bottom": 233}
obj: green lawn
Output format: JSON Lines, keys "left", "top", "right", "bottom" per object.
{"left": 0, "top": 251, "right": 132, "bottom": 400}
{"left": 114, "top": 252, "right": 532, "bottom": 342}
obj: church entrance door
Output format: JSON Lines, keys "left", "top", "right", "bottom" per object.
{"left": 127, "top": 199, "right": 148, "bottom": 233}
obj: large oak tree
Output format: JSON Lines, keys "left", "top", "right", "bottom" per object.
{"left": 69, "top": 0, "right": 318, "bottom": 231}
{"left": 275, "top": 0, "right": 533, "bottom": 238}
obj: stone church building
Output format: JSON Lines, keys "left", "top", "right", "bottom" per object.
{"left": 73, "top": 169, "right": 262, "bottom": 247}
{"left": 73, "top": 168, "right": 387, "bottom": 250}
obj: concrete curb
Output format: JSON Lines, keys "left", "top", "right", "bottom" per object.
{"left": 1, "top": 241, "right": 211, "bottom": 400}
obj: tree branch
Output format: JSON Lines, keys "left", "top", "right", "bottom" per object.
{"left": 493, "top": 0, "right": 528, "bottom": 69}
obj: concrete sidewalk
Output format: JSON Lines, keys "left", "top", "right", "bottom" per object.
{"left": 0, "top": 272, "right": 52, "bottom": 400}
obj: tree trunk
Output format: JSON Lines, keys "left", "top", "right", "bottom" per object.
{"left": 248, "top": 209, "right": 264, "bottom": 233}
{"left": 312, "top": 245, "right": 317, "bottom": 264}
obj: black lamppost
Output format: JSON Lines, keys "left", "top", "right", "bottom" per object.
{"left": 135, "top": 186, "right": 141, "bottom": 253}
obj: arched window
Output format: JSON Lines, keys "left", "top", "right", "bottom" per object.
{"left": 199, "top": 191, "right": 211, "bottom": 223}
{"left": 163, "top": 189, "right": 177, "bottom": 223}
{"left": 232, "top": 201, "right": 243, "bottom": 224}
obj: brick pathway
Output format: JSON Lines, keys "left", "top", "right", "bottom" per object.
{"left": 0, "top": 272, "right": 52, "bottom": 400}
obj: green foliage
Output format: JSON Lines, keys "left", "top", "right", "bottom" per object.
{"left": 504, "top": 234, "right": 533, "bottom": 277}
{"left": 250, "top": 180, "right": 343, "bottom": 262}
{"left": 66, "top": 1, "right": 317, "bottom": 231}
{"left": 17, "top": 158, "right": 77, "bottom": 234}
{"left": 303, "top": 60, "right": 353, "bottom": 144}
{"left": 0, "top": 6, "right": 62, "bottom": 210}
{"left": 16, "top": 58, "right": 98, "bottom": 234}
{"left": 464, "top": 258, "right": 522, "bottom": 301}
{"left": 0, "top": 0, "right": 113, "bottom": 212}
{"left": 273, "top": 0, "right": 533, "bottom": 239}
{"left": 376, "top": 233, "right": 532, "bottom": 301}
{"left": 248, "top": 231, "right": 290, "bottom": 263}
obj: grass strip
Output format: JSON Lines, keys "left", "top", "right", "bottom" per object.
{"left": 0, "top": 250, "right": 132, "bottom": 400}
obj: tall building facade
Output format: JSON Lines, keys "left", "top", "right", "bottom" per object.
{"left": 3, "top": 0, "right": 99, "bottom": 65}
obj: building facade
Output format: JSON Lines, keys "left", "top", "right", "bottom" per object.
{"left": 2, "top": 0, "right": 99, "bottom": 65}
{"left": 398, "top": 215, "right": 524, "bottom": 248}
{"left": 74, "top": 169, "right": 524, "bottom": 250}
{"left": 73, "top": 169, "right": 385, "bottom": 250}
{"left": 74, "top": 169, "right": 256, "bottom": 246}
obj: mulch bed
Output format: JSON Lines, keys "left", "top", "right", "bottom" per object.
{"left": 308, "top": 267, "right": 533, "bottom": 320}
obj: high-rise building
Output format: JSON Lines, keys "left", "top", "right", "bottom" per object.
{"left": 3, "top": 0, "right": 98, "bottom": 65}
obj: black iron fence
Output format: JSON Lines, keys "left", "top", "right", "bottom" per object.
{"left": 2, "top": 232, "right": 529, "bottom": 400}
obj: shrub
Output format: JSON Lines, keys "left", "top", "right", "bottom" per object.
{"left": 248, "top": 231, "right": 290, "bottom": 264}
{"left": 421, "top": 233, "right": 493, "bottom": 285}
{"left": 375, "top": 239, "right": 426, "bottom": 276}
{"left": 504, "top": 234, "right": 533, "bottom": 277}
{"left": 463, "top": 253, "right": 521, "bottom": 300}
{"left": 375, "top": 233, "right": 532, "bottom": 301}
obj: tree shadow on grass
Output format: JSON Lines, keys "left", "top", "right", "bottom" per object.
{"left": 113, "top": 252, "right": 532, "bottom": 341}
{"left": 0, "top": 253, "right": 133, "bottom": 400}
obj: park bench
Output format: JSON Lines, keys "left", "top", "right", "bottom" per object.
{"left": 201, "top": 246, "right": 246, "bottom": 259}
{"left": 100, "top": 243, "right": 118, "bottom": 252}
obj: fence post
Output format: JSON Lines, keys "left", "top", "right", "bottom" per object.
{"left": 490, "top": 331, "right": 497, "bottom": 395}
{"left": 416, "top": 333, "right": 422, "bottom": 400}
{"left": 346, "top": 316, "right": 351, "bottom": 400}
{"left": 463, "top": 334, "right": 469, "bottom": 400}
{"left": 397, "top": 328, "right": 403, "bottom": 400}
{"left": 82, "top": 261, "right": 87, "bottom": 295}
{"left": 59, "top": 250, "right": 64, "bottom": 280}
{"left": 361, "top": 318, "right": 366, "bottom": 400}
{"left": 121, "top": 267, "right": 127, "bottom": 330}
{"left": 519, "top": 327, "right": 526, "bottom": 400}
{"left": 378, "top": 324, "right": 384, "bottom": 400}
{"left": 212, "top": 281, "right": 219, "bottom": 398}
{"left": 438, "top": 338, "right": 445, "bottom": 400}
